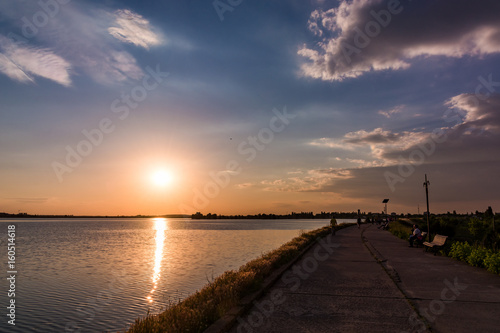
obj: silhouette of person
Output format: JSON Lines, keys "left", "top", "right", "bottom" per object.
{"left": 330, "top": 215, "right": 337, "bottom": 235}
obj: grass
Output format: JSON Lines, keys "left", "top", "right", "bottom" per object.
{"left": 387, "top": 220, "right": 413, "bottom": 240}
{"left": 126, "top": 223, "right": 354, "bottom": 333}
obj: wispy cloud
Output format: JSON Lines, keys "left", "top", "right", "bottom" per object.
{"left": 311, "top": 127, "right": 428, "bottom": 161}
{"left": 0, "top": 36, "right": 71, "bottom": 86}
{"left": 108, "top": 9, "right": 163, "bottom": 49}
{"left": 299, "top": 0, "right": 500, "bottom": 81}
{"left": 8, "top": 197, "right": 49, "bottom": 204}
{"left": 378, "top": 105, "right": 404, "bottom": 118}
{"left": 259, "top": 168, "right": 353, "bottom": 192}
{"left": 0, "top": 4, "right": 165, "bottom": 87}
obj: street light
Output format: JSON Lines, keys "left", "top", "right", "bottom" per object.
{"left": 382, "top": 199, "right": 389, "bottom": 217}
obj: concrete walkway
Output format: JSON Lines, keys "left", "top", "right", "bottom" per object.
{"left": 228, "top": 224, "right": 500, "bottom": 333}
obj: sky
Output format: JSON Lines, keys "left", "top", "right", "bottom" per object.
{"left": 1, "top": 0, "right": 500, "bottom": 216}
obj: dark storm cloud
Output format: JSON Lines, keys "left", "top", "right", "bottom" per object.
{"left": 299, "top": 0, "right": 500, "bottom": 80}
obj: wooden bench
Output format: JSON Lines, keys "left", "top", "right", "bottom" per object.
{"left": 423, "top": 234, "right": 447, "bottom": 255}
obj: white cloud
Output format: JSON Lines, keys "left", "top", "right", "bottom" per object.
{"left": 0, "top": 36, "right": 72, "bottom": 86}
{"left": 0, "top": 52, "right": 33, "bottom": 83}
{"left": 299, "top": 0, "right": 500, "bottom": 81}
{"left": 108, "top": 9, "right": 163, "bottom": 49}
{"left": 0, "top": 4, "right": 165, "bottom": 87}
{"left": 445, "top": 93, "right": 500, "bottom": 133}
{"left": 259, "top": 168, "right": 354, "bottom": 192}
{"left": 311, "top": 127, "right": 429, "bottom": 163}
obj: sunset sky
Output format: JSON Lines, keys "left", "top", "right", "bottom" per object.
{"left": 1, "top": 0, "right": 500, "bottom": 216}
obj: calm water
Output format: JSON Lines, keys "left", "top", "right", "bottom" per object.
{"left": 0, "top": 218, "right": 349, "bottom": 332}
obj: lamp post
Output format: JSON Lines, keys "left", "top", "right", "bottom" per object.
{"left": 423, "top": 174, "right": 430, "bottom": 241}
{"left": 382, "top": 199, "right": 389, "bottom": 218}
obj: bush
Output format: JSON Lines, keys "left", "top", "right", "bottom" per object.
{"left": 467, "top": 247, "right": 488, "bottom": 268}
{"left": 484, "top": 252, "right": 500, "bottom": 275}
{"left": 448, "top": 241, "right": 500, "bottom": 275}
{"left": 449, "top": 242, "right": 472, "bottom": 261}
{"left": 468, "top": 217, "right": 490, "bottom": 245}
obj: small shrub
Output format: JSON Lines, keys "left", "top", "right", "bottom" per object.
{"left": 484, "top": 252, "right": 500, "bottom": 275}
{"left": 449, "top": 242, "right": 472, "bottom": 261}
{"left": 467, "top": 247, "right": 488, "bottom": 267}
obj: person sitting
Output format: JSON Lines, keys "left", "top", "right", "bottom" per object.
{"left": 409, "top": 224, "right": 422, "bottom": 247}
{"left": 378, "top": 217, "right": 389, "bottom": 229}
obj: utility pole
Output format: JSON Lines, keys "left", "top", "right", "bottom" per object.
{"left": 423, "top": 174, "right": 430, "bottom": 241}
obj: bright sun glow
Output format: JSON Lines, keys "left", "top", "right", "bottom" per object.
{"left": 151, "top": 169, "right": 173, "bottom": 187}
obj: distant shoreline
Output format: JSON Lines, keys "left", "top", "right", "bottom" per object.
{"left": 0, "top": 212, "right": 357, "bottom": 220}
{"left": 1, "top": 211, "right": 482, "bottom": 220}
{"left": 0, "top": 214, "right": 190, "bottom": 219}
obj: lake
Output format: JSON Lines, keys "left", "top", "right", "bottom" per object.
{"left": 0, "top": 218, "right": 351, "bottom": 332}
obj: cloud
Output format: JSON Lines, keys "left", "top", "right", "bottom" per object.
{"left": 235, "top": 183, "right": 253, "bottom": 189}
{"left": 341, "top": 94, "right": 500, "bottom": 167}
{"left": 296, "top": 94, "right": 500, "bottom": 208}
{"left": 311, "top": 92, "right": 500, "bottom": 168}
{"left": 312, "top": 127, "right": 428, "bottom": 162}
{"left": 313, "top": 161, "right": 500, "bottom": 208}
{"left": 0, "top": 36, "right": 71, "bottom": 86}
{"left": 299, "top": 0, "right": 500, "bottom": 81}
{"left": 8, "top": 197, "right": 49, "bottom": 204}
{"left": 446, "top": 93, "right": 500, "bottom": 133}
{"left": 0, "top": 4, "right": 164, "bottom": 86}
{"left": 260, "top": 168, "right": 353, "bottom": 192}
{"left": 378, "top": 105, "right": 404, "bottom": 118}
{"left": 108, "top": 9, "right": 163, "bottom": 49}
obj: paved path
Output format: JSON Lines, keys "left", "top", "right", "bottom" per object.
{"left": 228, "top": 224, "right": 500, "bottom": 333}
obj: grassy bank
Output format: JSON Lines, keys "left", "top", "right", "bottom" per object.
{"left": 127, "top": 223, "right": 353, "bottom": 333}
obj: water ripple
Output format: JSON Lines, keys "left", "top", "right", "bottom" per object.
{"left": 0, "top": 218, "right": 334, "bottom": 332}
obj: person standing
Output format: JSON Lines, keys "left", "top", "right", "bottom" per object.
{"left": 330, "top": 215, "right": 337, "bottom": 235}
{"left": 357, "top": 209, "right": 361, "bottom": 229}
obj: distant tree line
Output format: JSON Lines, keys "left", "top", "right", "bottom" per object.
{"left": 192, "top": 211, "right": 366, "bottom": 219}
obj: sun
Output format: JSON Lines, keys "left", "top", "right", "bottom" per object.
{"left": 150, "top": 169, "right": 173, "bottom": 187}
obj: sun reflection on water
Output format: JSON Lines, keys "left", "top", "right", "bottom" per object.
{"left": 147, "top": 218, "right": 167, "bottom": 305}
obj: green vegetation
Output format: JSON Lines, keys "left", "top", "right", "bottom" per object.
{"left": 449, "top": 242, "right": 500, "bottom": 274}
{"left": 387, "top": 221, "right": 412, "bottom": 240}
{"left": 387, "top": 207, "right": 500, "bottom": 276}
{"left": 127, "top": 223, "right": 354, "bottom": 333}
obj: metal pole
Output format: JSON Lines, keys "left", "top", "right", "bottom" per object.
{"left": 424, "top": 174, "right": 430, "bottom": 241}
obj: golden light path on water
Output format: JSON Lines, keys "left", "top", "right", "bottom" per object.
{"left": 147, "top": 218, "right": 167, "bottom": 304}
